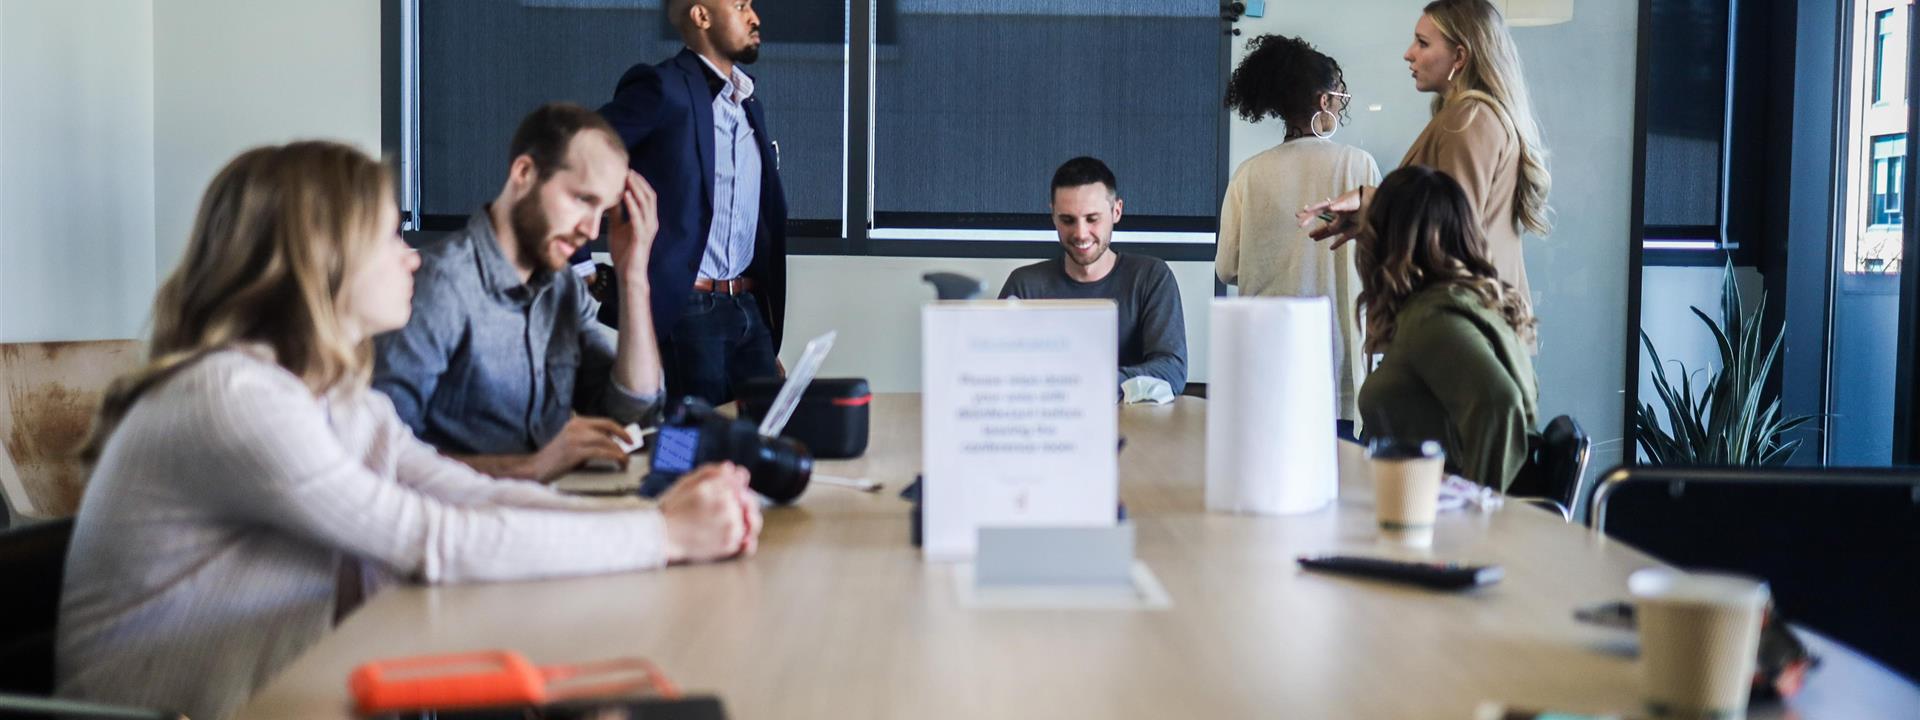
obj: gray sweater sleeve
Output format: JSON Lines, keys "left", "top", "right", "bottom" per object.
{"left": 1121, "top": 261, "right": 1188, "bottom": 396}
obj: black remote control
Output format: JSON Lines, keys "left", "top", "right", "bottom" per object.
{"left": 1296, "top": 554, "right": 1503, "bottom": 590}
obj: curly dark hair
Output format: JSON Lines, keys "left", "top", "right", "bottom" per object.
{"left": 1224, "top": 35, "right": 1349, "bottom": 139}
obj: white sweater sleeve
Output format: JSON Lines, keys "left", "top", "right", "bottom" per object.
{"left": 187, "top": 364, "right": 669, "bottom": 583}
{"left": 1216, "top": 169, "right": 1246, "bottom": 286}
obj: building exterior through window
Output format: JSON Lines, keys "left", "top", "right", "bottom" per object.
{"left": 1846, "top": 0, "right": 1909, "bottom": 275}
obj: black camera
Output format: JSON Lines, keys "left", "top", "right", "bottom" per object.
{"left": 638, "top": 396, "right": 814, "bottom": 504}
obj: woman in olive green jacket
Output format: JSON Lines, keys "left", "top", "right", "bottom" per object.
{"left": 1353, "top": 165, "right": 1538, "bottom": 490}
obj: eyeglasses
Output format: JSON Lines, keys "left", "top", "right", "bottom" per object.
{"left": 1327, "top": 91, "right": 1353, "bottom": 112}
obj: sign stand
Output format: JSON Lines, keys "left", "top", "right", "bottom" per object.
{"left": 956, "top": 524, "right": 1171, "bottom": 610}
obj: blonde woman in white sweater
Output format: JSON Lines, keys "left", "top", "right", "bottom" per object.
{"left": 57, "top": 141, "right": 761, "bottom": 720}
{"left": 1219, "top": 35, "right": 1381, "bottom": 429}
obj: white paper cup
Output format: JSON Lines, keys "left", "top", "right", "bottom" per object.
{"left": 1628, "top": 568, "right": 1770, "bottom": 720}
{"left": 1369, "top": 439, "right": 1444, "bottom": 547}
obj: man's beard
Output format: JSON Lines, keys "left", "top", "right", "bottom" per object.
{"left": 730, "top": 43, "right": 760, "bottom": 66}
{"left": 509, "top": 189, "right": 558, "bottom": 272}
{"left": 1064, "top": 236, "right": 1109, "bottom": 267}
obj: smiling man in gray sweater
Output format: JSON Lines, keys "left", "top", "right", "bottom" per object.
{"left": 998, "top": 157, "right": 1188, "bottom": 397}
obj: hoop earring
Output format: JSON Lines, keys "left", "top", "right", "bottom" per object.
{"left": 1311, "top": 110, "right": 1338, "bottom": 140}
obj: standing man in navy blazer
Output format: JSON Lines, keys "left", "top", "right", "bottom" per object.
{"left": 600, "top": 0, "right": 786, "bottom": 405}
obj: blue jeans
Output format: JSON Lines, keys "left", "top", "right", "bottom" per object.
{"left": 662, "top": 290, "right": 780, "bottom": 405}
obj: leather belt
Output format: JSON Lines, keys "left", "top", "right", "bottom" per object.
{"left": 692, "top": 276, "right": 754, "bottom": 295}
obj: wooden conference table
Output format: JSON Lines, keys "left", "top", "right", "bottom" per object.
{"left": 240, "top": 395, "right": 1919, "bottom": 719}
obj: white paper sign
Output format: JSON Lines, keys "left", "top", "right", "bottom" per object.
{"left": 922, "top": 300, "right": 1119, "bottom": 559}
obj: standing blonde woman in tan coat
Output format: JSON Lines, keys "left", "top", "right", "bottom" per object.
{"left": 1300, "top": 0, "right": 1551, "bottom": 314}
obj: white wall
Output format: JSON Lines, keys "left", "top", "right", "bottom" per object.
{"left": 1516, "top": 2, "right": 1640, "bottom": 475}
{"left": 153, "top": 0, "right": 383, "bottom": 276}
{"left": 0, "top": 0, "right": 380, "bottom": 343}
{"left": 2, "top": 7, "right": 5, "bottom": 333}
{"left": 0, "top": 0, "right": 156, "bottom": 342}
{"left": 1227, "top": 2, "right": 1639, "bottom": 475}
{"left": 1226, "top": 2, "right": 1433, "bottom": 179}
{"left": 1637, "top": 266, "right": 1765, "bottom": 435}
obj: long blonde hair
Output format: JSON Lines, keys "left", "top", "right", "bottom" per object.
{"left": 1424, "top": 0, "right": 1552, "bottom": 237}
{"left": 81, "top": 141, "right": 393, "bottom": 461}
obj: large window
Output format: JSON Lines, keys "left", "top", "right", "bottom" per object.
{"left": 409, "top": 0, "right": 845, "bottom": 229}
{"left": 1827, "top": 0, "right": 1912, "bottom": 465}
{"left": 1638, "top": 0, "right": 1733, "bottom": 254}
{"left": 870, "top": 2, "right": 1222, "bottom": 245}
{"left": 391, "top": 0, "right": 1229, "bottom": 253}
{"left": 1843, "top": 2, "right": 1910, "bottom": 277}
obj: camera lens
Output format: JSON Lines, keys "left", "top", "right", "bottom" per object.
{"left": 746, "top": 435, "right": 813, "bottom": 504}
{"left": 643, "top": 397, "right": 816, "bottom": 503}
{"left": 719, "top": 416, "right": 813, "bottom": 504}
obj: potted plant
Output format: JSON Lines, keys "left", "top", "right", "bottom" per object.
{"left": 1636, "top": 260, "right": 1817, "bottom": 465}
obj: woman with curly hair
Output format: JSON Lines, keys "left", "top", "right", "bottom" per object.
{"left": 1302, "top": 0, "right": 1552, "bottom": 332}
{"left": 1355, "top": 165, "right": 1538, "bottom": 491}
{"left": 1219, "top": 34, "right": 1380, "bottom": 426}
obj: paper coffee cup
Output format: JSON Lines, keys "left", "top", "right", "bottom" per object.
{"left": 1628, "top": 568, "right": 1769, "bottom": 720}
{"left": 1369, "top": 439, "right": 1444, "bottom": 547}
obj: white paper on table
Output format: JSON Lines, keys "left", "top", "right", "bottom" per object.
{"left": 1120, "top": 376, "right": 1175, "bottom": 405}
{"left": 1206, "top": 297, "right": 1339, "bottom": 515}
{"left": 922, "top": 299, "right": 1119, "bottom": 559}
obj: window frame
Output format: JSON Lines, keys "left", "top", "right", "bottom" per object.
{"left": 381, "top": 0, "right": 1233, "bottom": 262}
{"left": 1875, "top": 8, "right": 1895, "bottom": 105}
{"left": 1634, "top": 0, "right": 1753, "bottom": 268}
{"left": 1869, "top": 133, "right": 1907, "bottom": 231}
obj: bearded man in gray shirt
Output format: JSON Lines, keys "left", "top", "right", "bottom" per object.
{"left": 999, "top": 156, "right": 1188, "bottom": 397}
{"left": 375, "top": 103, "right": 666, "bottom": 481}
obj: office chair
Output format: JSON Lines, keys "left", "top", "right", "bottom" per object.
{"left": 1507, "top": 415, "right": 1592, "bottom": 520}
{"left": 1589, "top": 465, "right": 1920, "bottom": 682}
{"left": 0, "top": 519, "right": 183, "bottom": 719}
{"left": 0, "top": 517, "right": 72, "bottom": 696}
{"left": 0, "top": 695, "right": 184, "bottom": 720}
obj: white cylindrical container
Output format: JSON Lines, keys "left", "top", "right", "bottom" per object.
{"left": 1205, "top": 297, "right": 1339, "bottom": 515}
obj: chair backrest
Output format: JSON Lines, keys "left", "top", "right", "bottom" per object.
{"left": 1590, "top": 465, "right": 1920, "bottom": 682}
{"left": 0, "top": 517, "right": 75, "bottom": 696}
{"left": 0, "top": 341, "right": 143, "bottom": 519}
{"left": 0, "top": 694, "right": 185, "bottom": 719}
{"left": 1538, "top": 415, "right": 1591, "bottom": 509}
{"left": 1507, "top": 415, "right": 1591, "bottom": 517}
